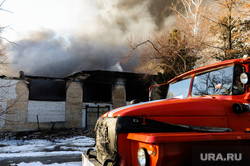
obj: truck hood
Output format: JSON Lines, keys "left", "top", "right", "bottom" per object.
{"left": 106, "top": 98, "right": 226, "bottom": 117}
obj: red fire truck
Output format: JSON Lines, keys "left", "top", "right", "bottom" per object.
{"left": 83, "top": 58, "right": 250, "bottom": 166}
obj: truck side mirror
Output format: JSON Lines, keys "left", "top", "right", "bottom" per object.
{"left": 149, "top": 83, "right": 168, "bottom": 101}
{"left": 232, "top": 103, "right": 250, "bottom": 114}
{"left": 240, "top": 73, "right": 250, "bottom": 84}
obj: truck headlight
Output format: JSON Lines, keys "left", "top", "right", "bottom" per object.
{"left": 137, "top": 148, "right": 149, "bottom": 166}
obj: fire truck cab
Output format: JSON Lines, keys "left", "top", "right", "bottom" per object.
{"left": 83, "top": 58, "right": 250, "bottom": 166}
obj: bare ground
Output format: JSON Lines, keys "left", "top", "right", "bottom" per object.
{"left": 0, "top": 128, "right": 95, "bottom": 141}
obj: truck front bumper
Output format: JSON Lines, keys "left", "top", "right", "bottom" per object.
{"left": 82, "top": 152, "right": 101, "bottom": 166}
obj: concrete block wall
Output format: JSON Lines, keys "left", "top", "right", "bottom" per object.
{"left": 0, "top": 79, "right": 84, "bottom": 131}
{"left": 0, "top": 78, "right": 128, "bottom": 132}
{"left": 65, "top": 82, "right": 83, "bottom": 128}
{"left": 1, "top": 80, "right": 67, "bottom": 131}
{"left": 2, "top": 80, "right": 29, "bottom": 131}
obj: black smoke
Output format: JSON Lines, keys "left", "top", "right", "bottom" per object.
{"left": 97, "top": 0, "right": 175, "bottom": 31}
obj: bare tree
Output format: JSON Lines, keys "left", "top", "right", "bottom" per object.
{"left": 0, "top": 0, "right": 12, "bottom": 68}
{"left": 170, "top": 0, "right": 250, "bottom": 64}
{"left": 122, "top": 0, "right": 208, "bottom": 76}
{"left": 171, "top": 0, "right": 208, "bottom": 40}
{"left": 170, "top": 0, "right": 215, "bottom": 67}
{"left": 203, "top": 0, "right": 250, "bottom": 60}
{"left": 0, "top": 0, "right": 23, "bottom": 128}
{"left": 123, "top": 28, "right": 199, "bottom": 77}
{"left": 122, "top": 0, "right": 249, "bottom": 86}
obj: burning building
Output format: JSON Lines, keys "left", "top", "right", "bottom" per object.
{"left": 0, "top": 70, "right": 155, "bottom": 132}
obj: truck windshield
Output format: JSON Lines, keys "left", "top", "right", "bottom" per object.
{"left": 191, "top": 65, "right": 245, "bottom": 96}
{"left": 166, "top": 78, "right": 191, "bottom": 99}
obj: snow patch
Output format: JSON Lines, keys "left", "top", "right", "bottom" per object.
{"left": 13, "top": 161, "right": 82, "bottom": 166}
{"left": 0, "top": 136, "right": 95, "bottom": 165}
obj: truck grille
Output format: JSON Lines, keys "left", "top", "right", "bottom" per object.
{"left": 95, "top": 117, "right": 118, "bottom": 164}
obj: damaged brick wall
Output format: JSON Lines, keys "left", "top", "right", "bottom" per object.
{"left": 1, "top": 80, "right": 29, "bottom": 131}
{"left": 0, "top": 71, "right": 153, "bottom": 132}
{"left": 0, "top": 79, "right": 84, "bottom": 131}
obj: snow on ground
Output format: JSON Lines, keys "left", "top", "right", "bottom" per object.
{"left": 0, "top": 135, "right": 95, "bottom": 166}
{"left": 15, "top": 161, "right": 82, "bottom": 166}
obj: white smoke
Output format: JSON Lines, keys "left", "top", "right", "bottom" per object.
{"left": 109, "top": 62, "right": 123, "bottom": 72}
{"left": 3, "top": 0, "right": 176, "bottom": 77}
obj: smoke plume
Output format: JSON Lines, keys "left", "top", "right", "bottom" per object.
{"left": 5, "top": 0, "right": 176, "bottom": 77}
